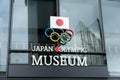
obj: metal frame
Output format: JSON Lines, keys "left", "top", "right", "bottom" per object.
{"left": 6, "top": 0, "right": 14, "bottom": 77}
{"left": 56, "top": 0, "right": 60, "bottom": 16}
{"left": 98, "top": 0, "right": 106, "bottom": 52}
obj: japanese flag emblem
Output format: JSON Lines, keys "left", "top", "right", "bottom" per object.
{"left": 50, "top": 16, "right": 69, "bottom": 29}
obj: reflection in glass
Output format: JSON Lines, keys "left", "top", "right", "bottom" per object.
{"left": 0, "top": 0, "right": 10, "bottom": 72}
{"left": 60, "top": 0, "right": 102, "bottom": 53}
{"left": 10, "top": 0, "right": 106, "bottom": 65}
{"left": 102, "top": 0, "right": 120, "bottom": 76}
{"left": 11, "top": 0, "right": 28, "bottom": 50}
{"left": 28, "top": 0, "right": 57, "bottom": 44}
{"left": 60, "top": 0, "right": 106, "bottom": 65}
{"left": 10, "top": 0, "right": 29, "bottom": 65}
{"left": 10, "top": 53, "right": 29, "bottom": 64}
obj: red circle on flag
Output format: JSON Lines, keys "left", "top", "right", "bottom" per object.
{"left": 56, "top": 19, "right": 64, "bottom": 26}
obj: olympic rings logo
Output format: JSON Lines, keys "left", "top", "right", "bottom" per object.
{"left": 44, "top": 28, "right": 74, "bottom": 45}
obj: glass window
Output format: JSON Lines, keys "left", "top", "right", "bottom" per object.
{"left": 10, "top": 0, "right": 106, "bottom": 66}
{"left": 11, "top": 0, "right": 57, "bottom": 49}
{"left": 11, "top": 0, "right": 104, "bottom": 53}
{"left": 102, "top": 0, "right": 120, "bottom": 75}
{"left": 10, "top": 53, "right": 29, "bottom": 64}
{"left": 27, "top": 0, "right": 57, "bottom": 44}
{"left": 10, "top": 0, "right": 57, "bottom": 64}
{"left": 59, "top": 0, "right": 106, "bottom": 65}
{"left": 60, "top": 0, "right": 103, "bottom": 53}
{"left": 10, "top": 0, "right": 29, "bottom": 64}
{"left": 11, "top": 0, "right": 28, "bottom": 50}
{"left": 0, "top": 0, "right": 10, "bottom": 71}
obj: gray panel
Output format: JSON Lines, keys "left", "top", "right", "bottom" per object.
{"left": 5, "top": 78, "right": 109, "bottom": 80}
{"left": 8, "top": 65, "right": 108, "bottom": 77}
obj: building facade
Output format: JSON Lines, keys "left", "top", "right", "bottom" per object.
{"left": 0, "top": 0, "right": 120, "bottom": 78}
